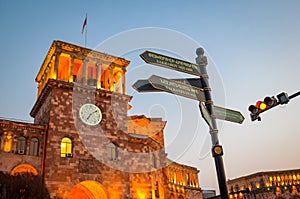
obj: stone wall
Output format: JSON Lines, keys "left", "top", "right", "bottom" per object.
{"left": 0, "top": 120, "right": 45, "bottom": 174}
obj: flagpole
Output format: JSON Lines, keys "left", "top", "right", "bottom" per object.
{"left": 85, "top": 13, "right": 87, "bottom": 47}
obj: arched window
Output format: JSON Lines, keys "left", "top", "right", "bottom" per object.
{"left": 60, "top": 137, "right": 72, "bottom": 157}
{"left": 29, "top": 138, "right": 39, "bottom": 156}
{"left": 17, "top": 136, "right": 26, "bottom": 154}
{"left": 107, "top": 142, "right": 117, "bottom": 161}
{"left": 3, "top": 134, "right": 13, "bottom": 152}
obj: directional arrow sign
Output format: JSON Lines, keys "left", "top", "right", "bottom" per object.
{"left": 214, "top": 105, "right": 245, "bottom": 124}
{"left": 140, "top": 51, "right": 201, "bottom": 76}
{"left": 148, "top": 75, "right": 206, "bottom": 101}
{"left": 132, "top": 78, "right": 203, "bottom": 92}
{"left": 132, "top": 80, "right": 158, "bottom": 92}
{"left": 199, "top": 102, "right": 214, "bottom": 129}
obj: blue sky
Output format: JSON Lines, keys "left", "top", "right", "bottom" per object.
{"left": 1, "top": 0, "right": 300, "bottom": 191}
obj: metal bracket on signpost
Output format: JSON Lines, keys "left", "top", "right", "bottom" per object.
{"left": 212, "top": 144, "right": 224, "bottom": 157}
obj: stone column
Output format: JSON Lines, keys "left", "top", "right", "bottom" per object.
{"left": 53, "top": 50, "right": 61, "bottom": 79}
{"left": 69, "top": 55, "right": 75, "bottom": 82}
{"left": 194, "top": 173, "right": 199, "bottom": 187}
{"left": 122, "top": 69, "right": 126, "bottom": 94}
{"left": 109, "top": 67, "right": 114, "bottom": 91}
{"left": 82, "top": 59, "right": 88, "bottom": 85}
{"left": 96, "top": 62, "right": 101, "bottom": 89}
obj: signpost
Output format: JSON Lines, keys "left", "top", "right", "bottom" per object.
{"left": 199, "top": 102, "right": 214, "bottom": 129}
{"left": 200, "top": 104, "right": 244, "bottom": 127}
{"left": 148, "top": 75, "right": 206, "bottom": 101}
{"left": 132, "top": 78, "right": 203, "bottom": 93}
{"left": 134, "top": 49, "right": 244, "bottom": 199}
{"left": 214, "top": 106, "right": 245, "bottom": 124}
{"left": 140, "top": 50, "right": 201, "bottom": 76}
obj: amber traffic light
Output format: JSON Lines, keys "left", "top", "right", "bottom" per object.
{"left": 256, "top": 101, "right": 267, "bottom": 111}
{"left": 248, "top": 96, "right": 278, "bottom": 121}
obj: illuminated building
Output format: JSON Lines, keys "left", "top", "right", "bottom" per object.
{"left": 0, "top": 40, "right": 202, "bottom": 199}
{"left": 227, "top": 169, "right": 300, "bottom": 199}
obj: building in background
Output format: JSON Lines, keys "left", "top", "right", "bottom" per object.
{"left": 0, "top": 40, "right": 202, "bottom": 199}
{"left": 227, "top": 169, "right": 300, "bottom": 199}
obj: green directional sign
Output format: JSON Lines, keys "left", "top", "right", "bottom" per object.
{"left": 132, "top": 78, "right": 203, "bottom": 92}
{"left": 199, "top": 102, "right": 214, "bottom": 129}
{"left": 132, "top": 80, "right": 158, "bottom": 92}
{"left": 140, "top": 51, "right": 201, "bottom": 76}
{"left": 214, "top": 105, "right": 245, "bottom": 124}
{"left": 148, "top": 75, "right": 206, "bottom": 101}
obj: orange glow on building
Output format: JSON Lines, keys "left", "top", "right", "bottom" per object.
{"left": 137, "top": 189, "right": 147, "bottom": 199}
{"left": 35, "top": 40, "right": 130, "bottom": 97}
{"left": 131, "top": 183, "right": 150, "bottom": 199}
{"left": 3, "top": 134, "right": 13, "bottom": 152}
{"left": 68, "top": 180, "right": 109, "bottom": 199}
{"left": 58, "top": 53, "right": 70, "bottom": 81}
{"left": 11, "top": 164, "right": 38, "bottom": 176}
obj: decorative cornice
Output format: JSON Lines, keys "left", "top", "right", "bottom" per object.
{"left": 166, "top": 158, "right": 200, "bottom": 173}
{"left": 0, "top": 119, "right": 46, "bottom": 131}
{"left": 227, "top": 168, "right": 300, "bottom": 183}
{"left": 128, "top": 133, "right": 161, "bottom": 149}
{"left": 36, "top": 40, "right": 130, "bottom": 83}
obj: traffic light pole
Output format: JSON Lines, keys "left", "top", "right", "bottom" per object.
{"left": 196, "top": 48, "right": 229, "bottom": 199}
{"left": 288, "top": 91, "right": 300, "bottom": 100}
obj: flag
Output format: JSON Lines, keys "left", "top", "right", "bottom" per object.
{"left": 81, "top": 15, "right": 87, "bottom": 34}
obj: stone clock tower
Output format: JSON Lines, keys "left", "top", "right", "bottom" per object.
{"left": 20, "top": 40, "right": 202, "bottom": 199}
{"left": 29, "top": 40, "right": 167, "bottom": 198}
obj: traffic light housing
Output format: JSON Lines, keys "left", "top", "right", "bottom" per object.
{"left": 277, "top": 92, "right": 290, "bottom": 104}
{"left": 248, "top": 96, "right": 278, "bottom": 121}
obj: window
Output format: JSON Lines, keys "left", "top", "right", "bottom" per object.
{"left": 107, "top": 142, "right": 117, "bottom": 161}
{"left": 61, "top": 137, "right": 72, "bottom": 157}
{"left": 152, "top": 154, "right": 157, "bottom": 168}
{"left": 17, "top": 136, "right": 26, "bottom": 154}
{"left": 29, "top": 138, "right": 39, "bottom": 156}
{"left": 3, "top": 134, "right": 13, "bottom": 152}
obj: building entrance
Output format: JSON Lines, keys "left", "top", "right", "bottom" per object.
{"left": 68, "top": 180, "right": 109, "bottom": 199}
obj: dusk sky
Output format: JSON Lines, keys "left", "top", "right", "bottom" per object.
{"left": 0, "top": 1, "right": 300, "bottom": 192}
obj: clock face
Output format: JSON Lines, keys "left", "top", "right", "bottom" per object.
{"left": 79, "top": 103, "right": 102, "bottom": 126}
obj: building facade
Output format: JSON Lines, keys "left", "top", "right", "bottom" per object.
{"left": 0, "top": 40, "right": 202, "bottom": 199}
{"left": 227, "top": 169, "right": 300, "bottom": 199}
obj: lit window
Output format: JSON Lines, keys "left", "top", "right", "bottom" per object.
{"left": 292, "top": 185, "right": 298, "bottom": 194}
{"left": 293, "top": 175, "right": 297, "bottom": 181}
{"left": 276, "top": 187, "right": 281, "bottom": 195}
{"left": 17, "top": 136, "right": 26, "bottom": 154}
{"left": 29, "top": 138, "right": 39, "bottom": 156}
{"left": 61, "top": 137, "right": 72, "bottom": 157}
{"left": 107, "top": 142, "right": 117, "bottom": 161}
{"left": 3, "top": 134, "right": 13, "bottom": 152}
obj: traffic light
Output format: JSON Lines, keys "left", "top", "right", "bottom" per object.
{"left": 248, "top": 96, "right": 278, "bottom": 121}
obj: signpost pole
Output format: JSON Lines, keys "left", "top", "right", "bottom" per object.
{"left": 196, "top": 48, "right": 229, "bottom": 199}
